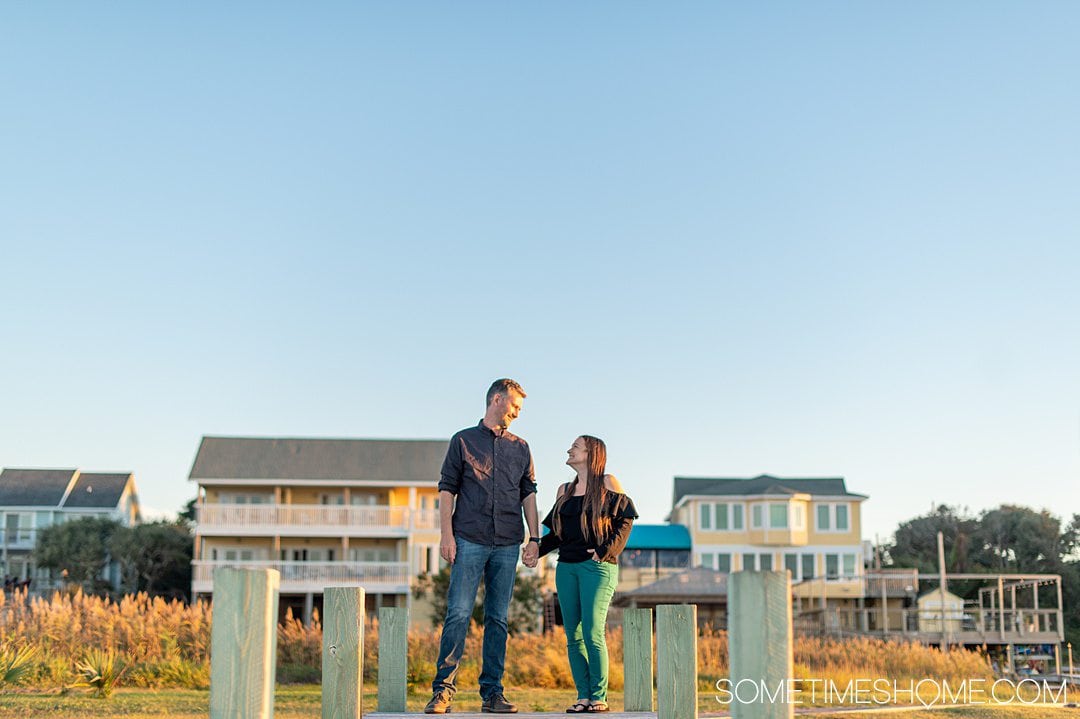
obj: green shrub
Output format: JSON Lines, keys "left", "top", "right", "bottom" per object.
{"left": 0, "top": 643, "right": 37, "bottom": 686}
{"left": 75, "top": 649, "right": 125, "bottom": 698}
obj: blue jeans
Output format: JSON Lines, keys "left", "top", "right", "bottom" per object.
{"left": 432, "top": 537, "right": 519, "bottom": 700}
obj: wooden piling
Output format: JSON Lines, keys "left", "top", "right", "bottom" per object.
{"left": 729, "top": 571, "right": 794, "bottom": 719}
{"left": 656, "top": 604, "right": 697, "bottom": 719}
{"left": 322, "top": 587, "right": 365, "bottom": 719}
{"left": 209, "top": 567, "right": 281, "bottom": 719}
{"left": 623, "top": 608, "right": 654, "bottom": 712}
{"left": 377, "top": 606, "right": 409, "bottom": 712}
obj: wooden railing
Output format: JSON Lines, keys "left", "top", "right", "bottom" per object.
{"left": 864, "top": 569, "right": 919, "bottom": 596}
{"left": 196, "top": 503, "right": 440, "bottom": 534}
{"left": 796, "top": 606, "right": 1062, "bottom": 639}
{"left": 192, "top": 560, "right": 411, "bottom": 592}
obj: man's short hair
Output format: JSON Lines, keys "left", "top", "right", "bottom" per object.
{"left": 486, "top": 378, "right": 526, "bottom": 406}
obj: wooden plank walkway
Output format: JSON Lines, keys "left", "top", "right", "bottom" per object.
{"left": 371, "top": 708, "right": 656, "bottom": 712}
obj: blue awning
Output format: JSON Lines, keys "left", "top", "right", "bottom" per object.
{"left": 624, "top": 523, "right": 691, "bottom": 551}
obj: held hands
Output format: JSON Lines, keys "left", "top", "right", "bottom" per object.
{"left": 587, "top": 548, "right": 601, "bottom": 563}
{"left": 521, "top": 541, "right": 539, "bottom": 568}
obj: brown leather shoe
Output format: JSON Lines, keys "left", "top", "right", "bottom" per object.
{"left": 482, "top": 692, "right": 518, "bottom": 713}
{"left": 424, "top": 689, "right": 454, "bottom": 714}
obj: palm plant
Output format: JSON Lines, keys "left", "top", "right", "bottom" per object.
{"left": 0, "top": 643, "right": 37, "bottom": 686}
{"left": 75, "top": 649, "right": 125, "bottom": 698}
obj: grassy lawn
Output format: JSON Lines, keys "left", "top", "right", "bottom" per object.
{"left": 1, "top": 687, "right": 1078, "bottom": 718}
{"left": 0, "top": 687, "right": 602, "bottom": 718}
{"left": 812, "top": 709, "right": 1080, "bottom": 718}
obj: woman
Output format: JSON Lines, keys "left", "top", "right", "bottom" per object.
{"left": 539, "top": 435, "right": 638, "bottom": 713}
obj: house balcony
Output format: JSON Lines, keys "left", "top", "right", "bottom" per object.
{"left": 191, "top": 560, "right": 412, "bottom": 594}
{"left": 864, "top": 569, "right": 919, "bottom": 597}
{"left": 795, "top": 605, "right": 1063, "bottom": 645}
{"left": 1, "top": 535, "right": 36, "bottom": 551}
{"left": 195, "top": 504, "right": 440, "bottom": 537}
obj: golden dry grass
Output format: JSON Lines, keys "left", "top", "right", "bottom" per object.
{"left": 0, "top": 588, "right": 998, "bottom": 700}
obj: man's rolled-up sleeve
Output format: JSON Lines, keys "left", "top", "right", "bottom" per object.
{"left": 438, "top": 438, "right": 463, "bottom": 495}
{"left": 519, "top": 447, "right": 537, "bottom": 501}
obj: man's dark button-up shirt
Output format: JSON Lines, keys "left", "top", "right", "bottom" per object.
{"left": 438, "top": 421, "right": 537, "bottom": 546}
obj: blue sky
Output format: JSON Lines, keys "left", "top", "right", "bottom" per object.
{"left": 2, "top": 3, "right": 1078, "bottom": 542}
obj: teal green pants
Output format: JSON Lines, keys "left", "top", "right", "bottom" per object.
{"left": 555, "top": 560, "right": 619, "bottom": 702}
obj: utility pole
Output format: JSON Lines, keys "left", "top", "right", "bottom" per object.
{"left": 938, "top": 531, "right": 949, "bottom": 652}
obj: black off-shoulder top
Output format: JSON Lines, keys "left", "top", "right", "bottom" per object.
{"left": 539, "top": 488, "right": 638, "bottom": 564}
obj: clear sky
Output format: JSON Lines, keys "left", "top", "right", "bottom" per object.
{"left": 2, "top": 2, "right": 1078, "bottom": 543}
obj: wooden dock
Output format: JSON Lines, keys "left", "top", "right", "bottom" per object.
{"left": 369, "top": 715, "right": 657, "bottom": 719}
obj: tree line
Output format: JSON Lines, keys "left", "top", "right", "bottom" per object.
{"left": 885, "top": 503, "right": 1080, "bottom": 646}
{"left": 32, "top": 517, "right": 193, "bottom": 600}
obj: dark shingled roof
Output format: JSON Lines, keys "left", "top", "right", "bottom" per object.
{"left": 188, "top": 436, "right": 450, "bottom": 482}
{"left": 0, "top": 468, "right": 78, "bottom": 506}
{"left": 62, "top": 473, "right": 133, "bottom": 508}
{"left": 672, "top": 474, "right": 866, "bottom": 506}
{"left": 614, "top": 567, "right": 729, "bottom": 605}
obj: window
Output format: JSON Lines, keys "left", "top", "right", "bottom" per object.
{"left": 224, "top": 493, "right": 270, "bottom": 505}
{"left": 4, "top": 513, "right": 33, "bottom": 544}
{"left": 715, "top": 503, "right": 729, "bottom": 530}
{"left": 701, "top": 503, "right": 741, "bottom": 531}
{"left": 742, "top": 553, "right": 755, "bottom": 571}
{"left": 760, "top": 554, "right": 773, "bottom": 571}
{"left": 836, "top": 504, "right": 849, "bottom": 531}
{"left": 784, "top": 553, "right": 798, "bottom": 577}
{"left": 621, "top": 549, "right": 657, "bottom": 569}
{"left": 658, "top": 550, "right": 691, "bottom": 569}
{"left": 825, "top": 553, "right": 839, "bottom": 579}
{"left": 769, "top": 504, "right": 788, "bottom": 529}
{"left": 222, "top": 549, "right": 255, "bottom": 561}
{"left": 752, "top": 505, "right": 763, "bottom": 528}
{"left": 350, "top": 548, "right": 391, "bottom": 562}
{"left": 320, "top": 493, "right": 345, "bottom": 505}
{"left": 700, "top": 553, "right": 714, "bottom": 568}
{"left": 801, "top": 554, "right": 815, "bottom": 579}
{"left": 716, "top": 554, "right": 731, "bottom": 573}
{"left": 817, "top": 505, "right": 830, "bottom": 531}
{"left": 351, "top": 494, "right": 378, "bottom": 506}
{"left": 816, "top": 503, "right": 851, "bottom": 532}
{"left": 794, "top": 504, "right": 805, "bottom": 529}
{"left": 843, "top": 554, "right": 856, "bottom": 576}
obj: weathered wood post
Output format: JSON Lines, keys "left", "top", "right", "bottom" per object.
{"left": 323, "top": 587, "right": 365, "bottom": 719}
{"left": 729, "top": 571, "right": 794, "bottom": 719}
{"left": 656, "top": 604, "right": 697, "bottom": 719}
{"left": 623, "top": 607, "right": 654, "bottom": 712}
{"left": 209, "top": 567, "right": 281, "bottom": 719}
{"left": 377, "top": 606, "right": 409, "bottom": 712}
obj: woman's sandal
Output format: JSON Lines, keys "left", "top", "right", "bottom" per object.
{"left": 566, "top": 701, "right": 590, "bottom": 713}
{"left": 587, "top": 702, "right": 610, "bottom": 713}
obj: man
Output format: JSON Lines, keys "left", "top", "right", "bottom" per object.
{"left": 425, "top": 378, "right": 541, "bottom": 714}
